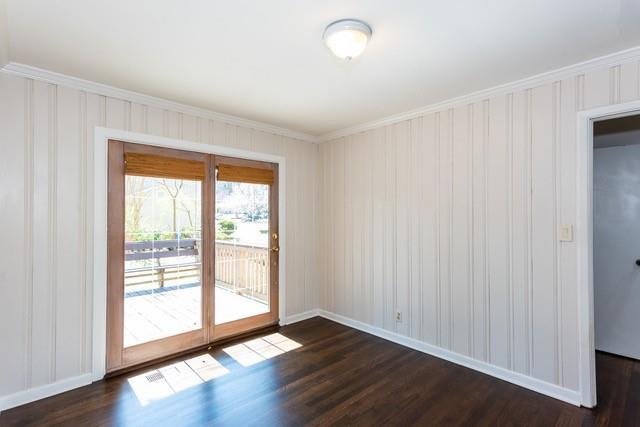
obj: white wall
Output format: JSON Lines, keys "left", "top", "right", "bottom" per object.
{"left": 3, "top": 46, "right": 640, "bottom": 409}
{"left": 0, "top": 71, "right": 320, "bottom": 402}
{"left": 319, "top": 56, "right": 640, "bottom": 397}
{"left": 0, "top": 0, "right": 9, "bottom": 68}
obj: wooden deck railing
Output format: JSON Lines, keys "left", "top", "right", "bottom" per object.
{"left": 215, "top": 241, "right": 269, "bottom": 303}
{"left": 123, "top": 239, "right": 269, "bottom": 303}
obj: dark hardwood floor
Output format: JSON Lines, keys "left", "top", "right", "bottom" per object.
{"left": 1, "top": 317, "right": 638, "bottom": 426}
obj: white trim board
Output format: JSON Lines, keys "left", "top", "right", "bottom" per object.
{"left": 3, "top": 45, "right": 640, "bottom": 145}
{"left": 0, "top": 62, "right": 318, "bottom": 143}
{"left": 314, "top": 310, "right": 582, "bottom": 406}
{"left": 575, "top": 99, "right": 640, "bottom": 408}
{"left": 283, "top": 309, "right": 320, "bottom": 325}
{"left": 92, "top": 127, "right": 287, "bottom": 381}
{"left": 1, "top": 307, "right": 580, "bottom": 412}
{"left": 319, "top": 45, "right": 640, "bottom": 141}
{"left": 0, "top": 373, "right": 93, "bottom": 412}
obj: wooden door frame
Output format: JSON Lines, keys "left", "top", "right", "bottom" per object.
{"left": 106, "top": 141, "right": 213, "bottom": 372}
{"left": 212, "top": 155, "right": 279, "bottom": 340}
{"left": 92, "top": 127, "right": 287, "bottom": 381}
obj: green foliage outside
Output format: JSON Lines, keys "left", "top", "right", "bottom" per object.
{"left": 129, "top": 228, "right": 196, "bottom": 242}
{"left": 216, "top": 219, "right": 236, "bottom": 241}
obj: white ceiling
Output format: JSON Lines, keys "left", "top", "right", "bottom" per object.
{"left": 4, "top": 0, "right": 640, "bottom": 136}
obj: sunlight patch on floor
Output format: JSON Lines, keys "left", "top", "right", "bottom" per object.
{"left": 127, "top": 333, "right": 302, "bottom": 406}
{"left": 127, "top": 354, "right": 229, "bottom": 406}
{"left": 223, "top": 333, "right": 302, "bottom": 367}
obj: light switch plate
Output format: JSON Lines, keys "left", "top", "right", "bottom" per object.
{"left": 559, "top": 224, "right": 573, "bottom": 242}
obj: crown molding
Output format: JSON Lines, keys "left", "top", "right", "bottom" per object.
{"left": 5, "top": 44, "right": 640, "bottom": 144}
{"left": 319, "top": 45, "right": 640, "bottom": 142}
{"left": 1, "top": 62, "right": 320, "bottom": 143}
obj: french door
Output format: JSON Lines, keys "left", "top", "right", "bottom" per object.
{"left": 106, "top": 141, "right": 279, "bottom": 373}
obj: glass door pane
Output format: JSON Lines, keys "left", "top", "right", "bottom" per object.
{"left": 124, "top": 175, "right": 203, "bottom": 346}
{"left": 214, "top": 181, "right": 270, "bottom": 325}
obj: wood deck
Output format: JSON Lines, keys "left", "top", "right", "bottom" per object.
{"left": 124, "top": 285, "right": 269, "bottom": 347}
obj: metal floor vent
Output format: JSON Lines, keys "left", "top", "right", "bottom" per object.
{"left": 145, "top": 372, "right": 165, "bottom": 383}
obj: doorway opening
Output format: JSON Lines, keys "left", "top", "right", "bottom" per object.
{"left": 591, "top": 114, "right": 640, "bottom": 406}
{"left": 106, "top": 140, "right": 280, "bottom": 373}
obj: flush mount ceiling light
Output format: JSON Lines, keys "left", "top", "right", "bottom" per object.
{"left": 323, "top": 19, "right": 372, "bottom": 60}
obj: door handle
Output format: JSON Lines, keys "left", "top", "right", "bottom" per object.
{"left": 636, "top": 259, "right": 640, "bottom": 266}
{"left": 271, "top": 246, "right": 280, "bottom": 252}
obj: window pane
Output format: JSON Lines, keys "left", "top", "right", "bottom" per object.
{"left": 124, "top": 176, "right": 202, "bottom": 347}
{"left": 215, "top": 181, "right": 270, "bottom": 325}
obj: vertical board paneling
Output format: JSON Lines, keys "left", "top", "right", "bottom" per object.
{"left": 283, "top": 138, "right": 297, "bottom": 315}
{"left": 362, "top": 131, "right": 373, "bottom": 324}
{"left": 105, "top": 98, "right": 126, "bottom": 130}
{"left": 371, "top": 128, "right": 385, "bottom": 328}
{"left": 511, "top": 90, "right": 530, "bottom": 375}
{"left": 343, "top": 136, "right": 354, "bottom": 319}
{"left": 351, "top": 134, "right": 363, "bottom": 322}
{"left": 334, "top": 140, "right": 346, "bottom": 316}
{"left": 619, "top": 61, "right": 639, "bottom": 103}
{"left": 451, "top": 106, "right": 471, "bottom": 356}
{"left": 130, "top": 103, "right": 146, "bottom": 133}
{"left": 438, "top": 111, "right": 452, "bottom": 348}
{"left": 487, "top": 95, "right": 510, "bottom": 368}
{"left": 31, "top": 80, "right": 53, "bottom": 387}
{"left": 0, "top": 73, "right": 320, "bottom": 401}
{"left": 6, "top": 50, "right": 640, "bottom": 403}
{"left": 181, "top": 114, "right": 198, "bottom": 142}
{"left": 317, "top": 53, "right": 640, "bottom": 397}
{"left": 421, "top": 114, "right": 439, "bottom": 344}
{"left": 583, "top": 68, "right": 611, "bottom": 109}
{"left": 146, "top": 106, "right": 164, "bottom": 136}
{"left": 327, "top": 141, "right": 337, "bottom": 313}
{"left": 409, "top": 118, "right": 422, "bottom": 340}
{"left": 212, "top": 121, "right": 226, "bottom": 146}
{"left": 384, "top": 126, "right": 397, "bottom": 331}
{"left": 0, "top": 74, "right": 27, "bottom": 394}
{"left": 530, "top": 83, "right": 557, "bottom": 383}
{"left": 395, "top": 122, "right": 410, "bottom": 336}
{"left": 236, "top": 127, "right": 252, "bottom": 151}
{"left": 560, "top": 77, "right": 579, "bottom": 390}
{"left": 55, "top": 86, "right": 83, "bottom": 380}
{"left": 84, "top": 92, "right": 105, "bottom": 373}
{"left": 166, "top": 111, "right": 182, "bottom": 139}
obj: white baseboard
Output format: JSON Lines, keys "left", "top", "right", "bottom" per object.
{"left": 316, "top": 309, "right": 582, "bottom": 407}
{"left": 0, "top": 308, "right": 582, "bottom": 412}
{"left": 0, "top": 373, "right": 93, "bottom": 412}
{"left": 282, "top": 309, "right": 320, "bottom": 325}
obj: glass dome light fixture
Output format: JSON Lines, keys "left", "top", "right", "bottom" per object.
{"left": 323, "top": 19, "right": 372, "bottom": 60}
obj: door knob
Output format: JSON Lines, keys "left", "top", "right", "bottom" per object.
{"left": 271, "top": 246, "right": 280, "bottom": 252}
{"left": 636, "top": 259, "right": 640, "bottom": 266}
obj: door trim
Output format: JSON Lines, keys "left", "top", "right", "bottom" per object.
{"left": 576, "top": 99, "right": 640, "bottom": 408}
{"left": 92, "top": 127, "right": 287, "bottom": 381}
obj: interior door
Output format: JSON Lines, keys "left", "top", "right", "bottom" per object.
{"left": 594, "top": 144, "right": 640, "bottom": 360}
{"left": 106, "top": 141, "right": 212, "bottom": 372}
{"left": 212, "top": 156, "right": 279, "bottom": 339}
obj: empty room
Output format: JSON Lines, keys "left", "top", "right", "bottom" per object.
{"left": 2, "top": 0, "right": 640, "bottom": 425}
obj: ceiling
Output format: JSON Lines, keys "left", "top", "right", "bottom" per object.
{"left": 4, "top": 0, "right": 640, "bottom": 136}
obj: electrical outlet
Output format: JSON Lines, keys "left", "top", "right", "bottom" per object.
{"left": 396, "top": 311, "right": 402, "bottom": 322}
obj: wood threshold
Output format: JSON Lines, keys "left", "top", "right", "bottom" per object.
{"left": 104, "top": 322, "right": 279, "bottom": 379}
